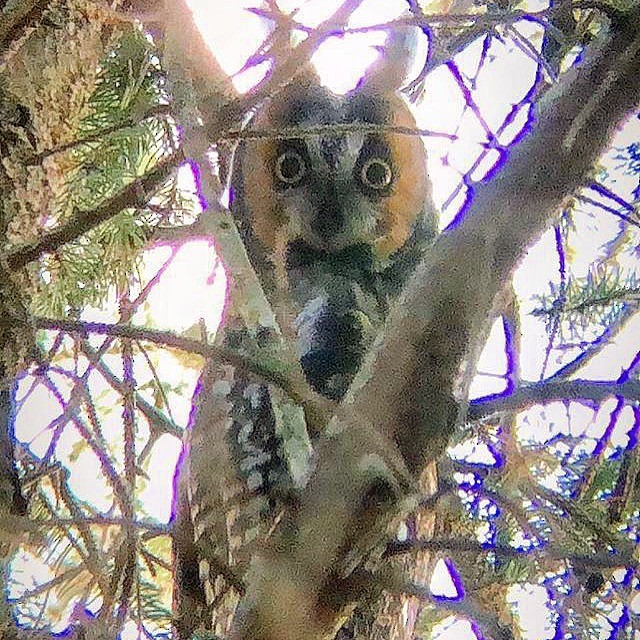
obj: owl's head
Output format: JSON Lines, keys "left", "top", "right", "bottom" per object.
{"left": 235, "top": 83, "right": 430, "bottom": 257}
{"left": 230, "top": 30, "right": 434, "bottom": 287}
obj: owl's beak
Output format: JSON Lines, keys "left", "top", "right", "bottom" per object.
{"left": 310, "top": 182, "right": 347, "bottom": 249}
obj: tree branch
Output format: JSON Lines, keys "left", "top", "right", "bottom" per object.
{"left": 385, "top": 536, "right": 637, "bottom": 570}
{"left": 229, "top": 12, "right": 640, "bottom": 640}
{"left": 5, "top": 154, "right": 181, "bottom": 270}
{"left": 468, "top": 378, "right": 640, "bottom": 419}
{"left": 0, "top": 0, "right": 51, "bottom": 55}
{"left": 29, "top": 316, "right": 332, "bottom": 430}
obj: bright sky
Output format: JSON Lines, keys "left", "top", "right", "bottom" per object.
{"left": 12, "top": 0, "right": 640, "bottom": 637}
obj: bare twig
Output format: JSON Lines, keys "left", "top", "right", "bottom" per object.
{"left": 386, "top": 535, "right": 637, "bottom": 570}
{"left": 78, "top": 339, "right": 181, "bottom": 439}
{"left": 38, "top": 372, "right": 130, "bottom": 516}
{"left": 116, "top": 310, "right": 137, "bottom": 622}
{"left": 215, "top": 122, "right": 458, "bottom": 144}
{"left": 34, "top": 515, "right": 167, "bottom": 535}
{"left": 31, "top": 316, "right": 333, "bottom": 431}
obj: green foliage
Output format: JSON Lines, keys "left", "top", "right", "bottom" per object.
{"left": 580, "top": 457, "right": 623, "bottom": 504}
{"left": 30, "top": 28, "right": 193, "bottom": 316}
{"left": 129, "top": 572, "right": 173, "bottom": 634}
{"left": 532, "top": 261, "right": 640, "bottom": 341}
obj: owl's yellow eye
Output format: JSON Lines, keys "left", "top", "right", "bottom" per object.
{"left": 275, "top": 150, "right": 306, "bottom": 185}
{"left": 360, "top": 158, "right": 393, "bottom": 190}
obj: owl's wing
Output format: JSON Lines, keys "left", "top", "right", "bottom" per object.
{"left": 173, "top": 358, "right": 240, "bottom": 640}
{"left": 172, "top": 324, "right": 298, "bottom": 639}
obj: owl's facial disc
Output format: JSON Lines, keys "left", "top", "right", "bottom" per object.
{"left": 274, "top": 134, "right": 394, "bottom": 253}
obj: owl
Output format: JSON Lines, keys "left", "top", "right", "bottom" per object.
{"left": 173, "top": 32, "right": 437, "bottom": 640}
{"left": 230, "top": 68, "right": 436, "bottom": 400}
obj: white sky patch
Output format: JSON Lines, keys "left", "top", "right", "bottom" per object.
{"left": 432, "top": 617, "right": 478, "bottom": 640}
{"left": 185, "top": 0, "right": 269, "bottom": 78}
{"left": 430, "top": 558, "right": 461, "bottom": 598}
{"left": 9, "top": 551, "right": 58, "bottom": 628}
{"left": 138, "top": 241, "right": 226, "bottom": 334}
{"left": 471, "top": 24, "right": 542, "bottom": 129}
{"left": 449, "top": 436, "right": 498, "bottom": 465}
{"left": 469, "top": 317, "right": 508, "bottom": 399}
{"left": 515, "top": 394, "right": 634, "bottom": 460}
{"left": 507, "top": 584, "right": 556, "bottom": 640}
{"left": 139, "top": 434, "right": 182, "bottom": 522}
{"left": 498, "top": 102, "right": 532, "bottom": 146}
{"left": 15, "top": 375, "right": 66, "bottom": 456}
{"left": 513, "top": 228, "right": 562, "bottom": 378}
{"left": 517, "top": 401, "right": 587, "bottom": 446}
{"left": 576, "top": 313, "right": 640, "bottom": 380}
{"left": 312, "top": 33, "right": 384, "bottom": 94}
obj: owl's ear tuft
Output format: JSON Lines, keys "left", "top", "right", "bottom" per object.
{"left": 276, "top": 63, "right": 323, "bottom": 107}
{"left": 275, "top": 64, "right": 321, "bottom": 105}
{"left": 358, "top": 21, "right": 423, "bottom": 94}
{"left": 265, "top": 68, "right": 335, "bottom": 128}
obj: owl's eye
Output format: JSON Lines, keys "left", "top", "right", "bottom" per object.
{"left": 360, "top": 158, "right": 393, "bottom": 190}
{"left": 274, "top": 150, "right": 306, "bottom": 185}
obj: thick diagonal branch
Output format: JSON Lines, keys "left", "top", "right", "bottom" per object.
{"left": 229, "top": 13, "right": 640, "bottom": 640}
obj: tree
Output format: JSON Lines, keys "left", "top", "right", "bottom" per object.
{"left": 0, "top": 1, "right": 639, "bottom": 639}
